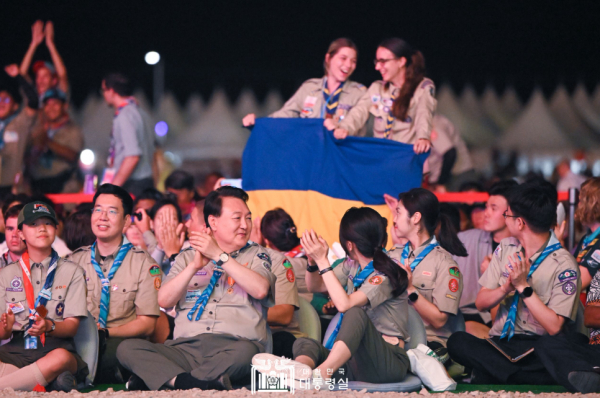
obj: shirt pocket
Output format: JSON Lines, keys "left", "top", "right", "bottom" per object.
{"left": 414, "top": 275, "right": 436, "bottom": 302}
{"left": 47, "top": 296, "right": 67, "bottom": 321}
{"left": 5, "top": 291, "right": 29, "bottom": 326}
{"left": 108, "top": 280, "right": 138, "bottom": 319}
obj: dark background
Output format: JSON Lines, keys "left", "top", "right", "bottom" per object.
{"left": 2, "top": 1, "right": 599, "bottom": 107}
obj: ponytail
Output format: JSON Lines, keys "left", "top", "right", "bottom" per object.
{"left": 436, "top": 213, "right": 467, "bottom": 257}
{"left": 260, "top": 208, "right": 301, "bottom": 252}
{"left": 373, "top": 246, "right": 408, "bottom": 297}
{"left": 392, "top": 50, "right": 426, "bottom": 121}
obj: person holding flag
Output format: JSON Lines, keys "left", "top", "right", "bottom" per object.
{"left": 117, "top": 186, "right": 275, "bottom": 391}
{"left": 0, "top": 201, "right": 87, "bottom": 391}
{"left": 447, "top": 180, "right": 581, "bottom": 385}
{"left": 65, "top": 184, "right": 161, "bottom": 384}
{"left": 242, "top": 38, "right": 366, "bottom": 129}
{"left": 253, "top": 207, "right": 411, "bottom": 386}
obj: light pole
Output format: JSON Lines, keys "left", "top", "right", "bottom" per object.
{"left": 145, "top": 51, "right": 164, "bottom": 106}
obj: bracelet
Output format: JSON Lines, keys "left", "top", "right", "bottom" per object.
{"left": 307, "top": 264, "right": 319, "bottom": 273}
{"left": 319, "top": 267, "right": 333, "bottom": 275}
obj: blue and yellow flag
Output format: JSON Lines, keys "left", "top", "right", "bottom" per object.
{"left": 243, "top": 118, "right": 428, "bottom": 246}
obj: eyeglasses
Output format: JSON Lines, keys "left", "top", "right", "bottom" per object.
{"left": 373, "top": 58, "right": 397, "bottom": 66}
{"left": 503, "top": 210, "right": 519, "bottom": 219}
{"left": 0, "top": 97, "right": 11, "bottom": 104}
{"left": 92, "top": 207, "right": 120, "bottom": 219}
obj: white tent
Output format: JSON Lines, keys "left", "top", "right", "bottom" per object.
{"left": 165, "top": 88, "right": 248, "bottom": 161}
{"left": 133, "top": 89, "right": 153, "bottom": 115}
{"left": 184, "top": 94, "right": 204, "bottom": 125}
{"left": 549, "top": 85, "right": 600, "bottom": 148}
{"left": 261, "top": 90, "right": 284, "bottom": 116}
{"left": 80, "top": 98, "right": 114, "bottom": 170}
{"left": 500, "top": 87, "right": 523, "bottom": 118}
{"left": 459, "top": 85, "right": 499, "bottom": 135}
{"left": 481, "top": 85, "right": 514, "bottom": 131}
{"left": 155, "top": 92, "right": 187, "bottom": 138}
{"left": 234, "top": 89, "right": 261, "bottom": 121}
{"left": 436, "top": 85, "right": 495, "bottom": 147}
{"left": 497, "top": 89, "right": 573, "bottom": 152}
{"left": 573, "top": 83, "right": 600, "bottom": 133}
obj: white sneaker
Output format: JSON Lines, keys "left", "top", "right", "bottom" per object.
{"left": 252, "top": 353, "right": 313, "bottom": 385}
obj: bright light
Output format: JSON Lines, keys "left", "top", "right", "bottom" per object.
{"left": 80, "top": 149, "right": 95, "bottom": 166}
{"left": 145, "top": 51, "right": 161, "bottom": 65}
{"left": 155, "top": 121, "right": 169, "bottom": 137}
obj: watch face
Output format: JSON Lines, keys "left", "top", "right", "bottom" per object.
{"left": 219, "top": 253, "right": 229, "bottom": 262}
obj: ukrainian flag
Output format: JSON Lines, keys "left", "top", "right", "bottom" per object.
{"left": 243, "top": 118, "right": 428, "bottom": 246}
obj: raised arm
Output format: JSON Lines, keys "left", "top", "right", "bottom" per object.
{"left": 44, "top": 21, "right": 69, "bottom": 93}
{"left": 19, "top": 20, "right": 45, "bottom": 79}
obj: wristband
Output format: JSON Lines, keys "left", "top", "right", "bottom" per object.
{"left": 307, "top": 264, "right": 319, "bottom": 273}
{"left": 319, "top": 267, "right": 333, "bottom": 275}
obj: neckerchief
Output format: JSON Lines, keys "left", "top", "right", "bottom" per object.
{"left": 90, "top": 237, "right": 133, "bottom": 328}
{"left": 20, "top": 250, "right": 59, "bottom": 346}
{"left": 383, "top": 87, "right": 398, "bottom": 139}
{"left": 284, "top": 245, "right": 305, "bottom": 258}
{"left": 321, "top": 78, "right": 344, "bottom": 118}
{"left": 107, "top": 98, "right": 138, "bottom": 167}
{"left": 0, "top": 111, "right": 20, "bottom": 150}
{"left": 500, "top": 237, "right": 562, "bottom": 340}
{"left": 401, "top": 237, "right": 440, "bottom": 271}
{"left": 576, "top": 227, "right": 600, "bottom": 264}
{"left": 324, "top": 260, "right": 375, "bottom": 349}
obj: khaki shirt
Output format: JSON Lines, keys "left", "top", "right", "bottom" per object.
{"left": 388, "top": 239, "right": 463, "bottom": 342}
{"left": 165, "top": 243, "right": 276, "bottom": 348}
{"left": 265, "top": 248, "right": 304, "bottom": 338}
{"left": 339, "top": 78, "right": 436, "bottom": 143}
{"left": 66, "top": 242, "right": 161, "bottom": 328}
{"left": 29, "top": 120, "right": 84, "bottom": 179}
{"left": 271, "top": 78, "right": 366, "bottom": 125}
{"left": 481, "top": 233, "right": 580, "bottom": 337}
{"left": 287, "top": 256, "right": 311, "bottom": 302}
{"left": 0, "top": 256, "right": 87, "bottom": 331}
{"left": 333, "top": 257, "right": 409, "bottom": 340}
{"left": 1, "top": 110, "right": 36, "bottom": 187}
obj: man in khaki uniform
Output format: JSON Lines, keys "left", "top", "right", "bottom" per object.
{"left": 28, "top": 89, "right": 83, "bottom": 194}
{"left": 117, "top": 186, "right": 276, "bottom": 391}
{"left": 448, "top": 180, "right": 580, "bottom": 385}
{"left": 66, "top": 183, "right": 160, "bottom": 384}
{"left": 0, "top": 201, "right": 87, "bottom": 391}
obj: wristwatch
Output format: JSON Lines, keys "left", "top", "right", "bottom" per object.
{"left": 408, "top": 291, "right": 419, "bottom": 303}
{"left": 307, "top": 264, "right": 319, "bottom": 273}
{"left": 47, "top": 318, "right": 56, "bottom": 333}
{"left": 215, "top": 252, "right": 229, "bottom": 267}
{"left": 520, "top": 286, "right": 533, "bottom": 298}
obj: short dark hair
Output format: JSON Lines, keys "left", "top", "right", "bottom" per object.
{"left": 1, "top": 193, "right": 30, "bottom": 217}
{"left": 3, "top": 203, "right": 24, "bottom": 222}
{"left": 488, "top": 180, "right": 519, "bottom": 200}
{"left": 93, "top": 184, "right": 134, "bottom": 216}
{"left": 260, "top": 208, "right": 300, "bottom": 252}
{"left": 103, "top": 73, "right": 133, "bottom": 97}
{"left": 64, "top": 210, "right": 96, "bottom": 251}
{"left": 507, "top": 179, "right": 557, "bottom": 233}
{"left": 165, "top": 170, "right": 195, "bottom": 191}
{"left": 133, "top": 188, "right": 163, "bottom": 208}
{"left": 0, "top": 87, "right": 21, "bottom": 104}
{"left": 149, "top": 198, "right": 182, "bottom": 223}
{"left": 204, "top": 186, "right": 249, "bottom": 227}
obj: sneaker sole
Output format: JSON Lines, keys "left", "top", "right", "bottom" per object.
{"left": 569, "top": 371, "right": 600, "bottom": 393}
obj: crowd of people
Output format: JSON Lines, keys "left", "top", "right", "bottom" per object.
{"left": 0, "top": 20, "right": 600, "bottom": 394}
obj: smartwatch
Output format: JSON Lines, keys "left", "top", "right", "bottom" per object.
{"left": 408, "top": 291, "right": 419, "bottom": 303}
{"left": 307, "top": 264, "right": 319, "bottom": 273}
{"left": 521, "top": 286, "right": 533, "bottom": 298}
{"left": 215, "top": 252, "right": 229, "bottom": 267}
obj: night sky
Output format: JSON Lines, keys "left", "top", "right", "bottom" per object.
{"left": 2, "top": 1, "right": 599, "bottom": 107}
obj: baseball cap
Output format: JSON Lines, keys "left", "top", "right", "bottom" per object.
{"left": 17, "top": 202, "right": 58, "bottom": 228}
{"left": 32, "top": 61, "right": 57, "bottom": 77}
{"left": 41, "top": 88, "right": 67, "bottom": 103}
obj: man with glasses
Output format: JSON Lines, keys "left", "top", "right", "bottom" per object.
{"left": 65, "top": 183, "right": 161, "bottom": 384}
{"left": 447, "top": 179, "right": 580, "bottom": 385}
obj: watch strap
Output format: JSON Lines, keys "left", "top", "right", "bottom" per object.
{"left": 307, "top": 264, "right": 319, "bottom": 273}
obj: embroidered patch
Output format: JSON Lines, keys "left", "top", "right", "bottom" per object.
{"left": 371, "top": 95, "right": 380, "bottom": 103}
{"left": 558, "top": 269, "right": 578, "bottom": 283}
{"left": 10, "top": 277, "right": 22, "bottom": 289}
{"left": 286, "top": 268, "right": 295, "bottom": 283}
{"left": 195, "top": 270, "right": 208, "bottom": 276}
{"left": 449, "top": 278, "right": 459, "bottom": 292}
{"left": 446, "top": 294, "right": 457, "bottom": 300}
{"left": 149, "top": 265, "right": 161, "bottom": 276}
{"left": 383, "top": 106, "right": 390, "bottom": 113}
{"left": 501, "top": 271, "right": 510, "bottom": 278}
{"left": 339, "top": 104, "right": 351, "bottom": 110}
{"left": 262, "top": 261, "right": 271, "bottom": 271}
{"left": 112, "top": 285, "right": 118, "bottom": 291}
{"left": 283, "top": 259, "right": 293, "bottom": 269}
{"left": 449, "top": 267, "right": 461, "bottom": 277}
{"left": 562, "top": 281, "right": 576, "bottom": 295}
{"left": 301, "top": 107, "right": 313, "bottom": 116}
{"left": 154, "top": 277, "right": 161, "bottom": 290}
{"left": 369, "top": 275, "right": 383, "bottom": 285}
{"left": 185, "top": 290, "right": 202, "bottom": 302}
{"left": 494, "top": 245, "right": 502, "bottom": 257}
{"left": 32, "top": 204, "right": 50, "bottom": 214}
{"left": 422, "top": 271, "right": 432, "bottom": 277}
{"left": 55, "top": 302, "right": 65, "bottom": 317}
{"left": 257, "top": 252, "right": 271, "bottom": 263}
{"left": 592, "top": 250, "right": 600, "bottom": 263}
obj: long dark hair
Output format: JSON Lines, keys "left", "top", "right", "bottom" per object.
{"left": 339, "top": 207, "right": 408, "bottom": 297}
{"left": 379, "top": 38, "right": 426, "bottom": 121}
{"left": 398, "top": 188, "right": 467, "bottom": 257}
{"left": 260, "top": 208, "right": 301, "bottom": 252}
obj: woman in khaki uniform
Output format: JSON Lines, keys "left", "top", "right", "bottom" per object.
{"left": 242, "top": 38, "right": 366, "bottom": 128}
{"left": 389, "top": 188, "right": 467, "bottom": 356}
{"left": 330, "top": 38, "right": 436, "bottom": 154}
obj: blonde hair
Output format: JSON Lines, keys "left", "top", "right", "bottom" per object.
{"left": 576, "top": 177, "right": 600, "bottom": 225}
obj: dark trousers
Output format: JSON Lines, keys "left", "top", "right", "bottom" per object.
{"left": 292, "top": 307, "right": 410, "bottom": 383}
{"left": 272, "top": 331, "right": 296, "bottom": 359}
{"left": 447, "top": 331, "right": 554, "bottom": 384}
{"left": 95, "top": 337, "right": 130, "bottom": 384}
{"left": 535, "top": 332, "right": 600, "bottom": 392}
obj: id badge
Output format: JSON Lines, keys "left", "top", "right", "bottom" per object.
{"left": 24, "top": 335, "right": 37, "bottom": 350}
{"left": 7, "top": 302, "right": 25, "bottom": 314}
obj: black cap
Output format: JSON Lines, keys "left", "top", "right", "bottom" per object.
{"left": 17, "top": 202, "right": 58, "bottom": 228}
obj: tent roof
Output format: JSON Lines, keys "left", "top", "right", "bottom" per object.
{"left": 184, "top": 94, "right": 204, "bottom": 125}
{"left": 572, "top": 83, "right": 600, "bottom": 133}
{"left": 261, "top": 90, "right": 284, "bottom": 116}
{"left": 234, "top": 89, "right": 260, "bottom": 120}
{"left": 500, "top": 87, "right": 523, "bottom": 118}
{"left": 155, "top": 92, "right": 187, "bottom": 136}
{"left": 481, "top": 85, "right": 514, "bottom": 131}
{"left": 548, "top": 85, "right": 600, "bottom": 148}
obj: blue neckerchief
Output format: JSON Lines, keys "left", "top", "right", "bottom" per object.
{"left": 402, "top": 237, "right": 440, "bottom": 271}
{"left": 321, "top": 78, "right": 344, "bottom": 118}
{"left": 501, "top": 237, "right": 562, "bottom": 340}
{"left": 90, "top": 237, "right": 133, "bottom": 328}
{"left": 324, "top": 260, "right": 375, "bottom": 349}
{"left": 23, "top": 250, "right": 59, "bottom": 334}
{"left": 0, "top": 111, "right": 20, "bottom": 150}
{"left": 583, "top": 227, "right": 600, "bottom": 248}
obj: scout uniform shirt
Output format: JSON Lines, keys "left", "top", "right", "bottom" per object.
{"left": 265, "top": 248, "right": 305, "bottom": 338}
{"left": 333, "top": 257, "right": 409, "bottom": 342}
{"left": 0, "top": 256, "right": 87, "bottom": 330}
{"left": 66, "top": 241, "right": 161, "bottom": 327}
{"left": 388, "top": 240, "right": 463, "bottom": 343}
{"left": 165, "top": 242, "right": 276, "bottom": 348}
{"left": 480, "top": 233, "right": 580, "bottom": 337}
{"left": 0, "top": 110, "right": 36, "bottom": 188}
{"left": 339, "top": 78, "right": 436, "bottom": 143}
{"left": 270, "top": 78, "right": 366, "bottom": 123}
